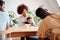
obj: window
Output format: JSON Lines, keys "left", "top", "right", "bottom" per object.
{"left": 56, "top": 0, "right": 60, "bottom": 7}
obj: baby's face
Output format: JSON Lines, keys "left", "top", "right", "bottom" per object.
{"left": 28, "top": 19, "right": 32, "bottom": 24}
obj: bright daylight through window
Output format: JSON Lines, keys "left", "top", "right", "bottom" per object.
{"left": 56, "top": 0, "right": 60, "bottom": 7}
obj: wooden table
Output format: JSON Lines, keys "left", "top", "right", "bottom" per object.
{"left": 5, "top": 27, "right": 38, "bottom": 38}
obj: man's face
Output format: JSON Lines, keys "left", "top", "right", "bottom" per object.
{"left": 0, "top": 4, "right": 5, "bottom": 12}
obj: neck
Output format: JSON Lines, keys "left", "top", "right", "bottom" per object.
{"left": 42, "top": 13, "right": 52, "bottom": 19}
{"left": 23, "top": 14, "right": 26, "bottom": 17}
{"left": 45, "top": 12, "right": 52, "bottom": 16}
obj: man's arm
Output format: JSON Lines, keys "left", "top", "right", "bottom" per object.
{"left": 37, "top": 16, "right": 51, "bottom": 40}
{"left": 37, "top": 22, "right": 46, "bottom": 38}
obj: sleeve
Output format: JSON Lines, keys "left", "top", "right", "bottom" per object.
{"left": 37, "top": 22, "right": 46, "bottom": 38}
{"left": 37, "top": 17, "right": 49, "bottom": 38}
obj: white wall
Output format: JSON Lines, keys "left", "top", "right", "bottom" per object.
{"left": 4, "top": 0, "right": 42, "bottom": 13}
{"left": 46, "top": 0, "right": 60, "bottom": 13}
{"left": 3, "top": 0, "right": 60, "bottom": 13}
{"left": 56, "top": 0, "right": 60, "bottom": 7}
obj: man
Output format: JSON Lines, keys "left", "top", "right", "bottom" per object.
{"left": 36, "top": 7, "right": 60, "bottom": 40}
{"left": 0, "top": 0, "right": 10, "bottom": 40}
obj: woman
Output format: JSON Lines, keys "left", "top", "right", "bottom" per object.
{"left": 17, "top": 4, "right": 35, "bottom": 40}
{"left": 17, "top": 4, "right": 35, "bottom": 26}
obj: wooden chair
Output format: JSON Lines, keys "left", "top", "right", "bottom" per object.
{"left": 52, "top": 29, "right": 60, "bottom": 40}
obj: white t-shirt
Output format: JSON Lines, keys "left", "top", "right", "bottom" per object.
{"left": 16, "top": 14, "right": 35, "bottom": 26}
{"left": 0, "top": 11, "right": 10, "bottom": 31}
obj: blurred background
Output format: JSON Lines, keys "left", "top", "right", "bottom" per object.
{"left": 3, "top": 0, "right": 60, "bottom": 26}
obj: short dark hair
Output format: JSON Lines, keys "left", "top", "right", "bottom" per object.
{"left": 17, "top": 4, "right": 28, "bottom": 14}
{"left": 27, "top": 17, "right": 32, "bottom": 20}
{"left": 0, "top": 0, "right": 5, "bottom": 6}
{"left": 36, "top": 7, "right": 51, "bottom": 19}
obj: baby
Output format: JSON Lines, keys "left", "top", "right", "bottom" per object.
{"left": 24, "top": 17, "right": 35, "bottom": 26}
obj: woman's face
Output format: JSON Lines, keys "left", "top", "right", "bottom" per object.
{"left": 22, "top": 9, "right": 27, "bottom": 16}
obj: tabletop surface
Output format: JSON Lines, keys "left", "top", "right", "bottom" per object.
{"left": 4, "top": 26, "right": 39, "bottom": 34}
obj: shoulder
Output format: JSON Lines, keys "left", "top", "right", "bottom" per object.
{"left": 50, "top": 14, "right": 60, "bottom": 18}
{"left": 0, "top": 11, "right": 4, "bottom": 15}
{"left": 27, "top": 14, "right": 34, "bottom": 19}
{"left": 17, "top": 15, "right": 22, "bottom": 19}
{"left": 27, "top": 14, "right": 32, "bottom": 17}
{"left": 39, "top": 16, "right": 51, "bottom": 26}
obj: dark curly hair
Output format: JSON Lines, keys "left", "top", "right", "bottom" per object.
{"left": 36, "top": 7, "right": 51, "bottom": 19}
{"left": 0, "top": 0, "right": 5, "bottom": 6}
{"left": 17, "top": 4, "right": 28, "bottom": 14}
